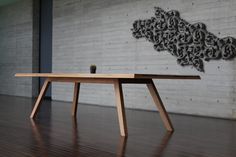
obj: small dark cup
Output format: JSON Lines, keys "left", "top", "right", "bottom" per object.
{"left": 90, "top": 65, "right": 96, "bottom": 74}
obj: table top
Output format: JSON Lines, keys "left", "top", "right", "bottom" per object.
{"left": 15, "top": 73, "right": 201, "bottom": 80}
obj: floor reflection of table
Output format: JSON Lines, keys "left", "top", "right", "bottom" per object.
{"left": 30, "top": 119, "right": 173, "bottom": 157}
{"left": 16, "top": 73, "right": 200, "bottom": 136}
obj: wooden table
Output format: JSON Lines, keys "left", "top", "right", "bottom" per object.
{"left": 15, "top": 73, "right": 200, "bottom": 136}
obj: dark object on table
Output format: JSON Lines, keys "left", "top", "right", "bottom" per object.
{"left": 90, "top": 65, "right": 96, "bottom": 73}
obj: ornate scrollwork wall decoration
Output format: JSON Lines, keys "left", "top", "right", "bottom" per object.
{"left": 131, "top": 7, "right": 236, "bottom": 72}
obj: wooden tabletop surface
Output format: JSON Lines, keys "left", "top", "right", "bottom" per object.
{"left": 15, "top": 73, "right": 201, "bottom": 80}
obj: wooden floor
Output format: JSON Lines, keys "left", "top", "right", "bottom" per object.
{"left": 0, "top": 95, "right": 235, "bottom": 157}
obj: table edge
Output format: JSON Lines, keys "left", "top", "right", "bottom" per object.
{"left": 15, "top": 73, "right": 201, "bottom": 80}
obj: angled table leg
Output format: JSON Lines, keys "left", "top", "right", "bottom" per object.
{"left": 30, "top": 78, "right": 50, "bottom": 119}
{"left": 117, "top": 136, "right": 127, "bottom": 156}
{"left": 114, "top": 79, "right": 128, "bottom": 136}
{"left": 72, "top": 82, "right": 80, "bottom": 117}
{"left": 146, "top": 80, "right": 174, "bottom": 132}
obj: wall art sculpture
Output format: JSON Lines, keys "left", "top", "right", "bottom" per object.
{"left": 131, "top": 7, "right": 236, "bottom": 72}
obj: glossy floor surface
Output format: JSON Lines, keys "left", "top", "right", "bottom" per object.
{"left": 0, "top": 95, "right": 235, "bottom": 157}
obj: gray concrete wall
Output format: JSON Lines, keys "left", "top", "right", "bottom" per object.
{"left": 52, "top": 0, "right": 236, "bottom": 119}
{"left": 0, "top": 0, "right": 39, "bottom": 97}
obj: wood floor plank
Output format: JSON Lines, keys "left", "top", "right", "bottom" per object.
{"left": 0, "top": 95, "right": 235, "bottom": 157}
